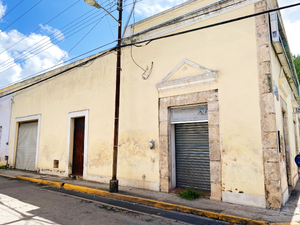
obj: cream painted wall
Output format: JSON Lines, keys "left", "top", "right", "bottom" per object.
{"left": 0, "top": 94, "right": 12, "bottom": 166}
{"left": 8, "top": 1, "right": 265, "bottom": 196}
{"left": 271, "top": 46, "right": 288, "bottom": 193}
{"left": 122, "top": 3, "right": 264, "bottom": 195}
{"left": 9, "top": 53, "right": 117, "bottom": 179}
{"left": 271, "top": 45, "right": 299, "bottom": 194}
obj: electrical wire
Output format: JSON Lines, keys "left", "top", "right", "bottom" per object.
{"left": 101, "top": 0, "right": 116, "bottom": 39}
{"left": 129, "top": 1, "right": 153, "bottom": 80}
{"left": 0, "top": 0, "right": 82, "bottom": 56}
{"left": 0, "top": 1, "right": 115, "bottom": 68}
{"left": 0, "top": 0, "right": 44, "bottom": 34}
{"left": 55, "top": 16, "right": 106, "bottom": 66}
{"left": 2, "top": 1, "right": 300, "bottom": 95}
{"left": 123, "top": 0, "right": 137, "bottom": 38}
{"left": 132, "top": 0, "right": 249, "bottom": 35}
{"left": 0, "top": 3, "right": 117, "bottom": 74}
{"left": 0, "top": 40, "right": 117, "bottom": 90}
{"left": 0, "top": 13, "right": 113, "bottom": 73}
{"left": 0, "top": 0, "right": 24, "bottom": 21}
{"left": 0, "top": 49, "right": 115, "bottom": 99}
{"left": 0, "top": 0, "right": 140, "bottom": 74}
{"left": 122, "top": 2, "right": 300, "bottom": 48}
{"left": 0, "top": 0, "right": 135, "bottom": 70}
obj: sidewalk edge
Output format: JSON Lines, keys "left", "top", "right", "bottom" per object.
{"left": 0, "top": 174, "right": 268, "bottom": 225}
{"left": 0, "top": 173, "right": 16, "bottom": 179}
{"left": 16, "top": 176, "right": 63, "bottom": 188}
{"left": 64, "top": 183, "right": 267, "bottom": 225}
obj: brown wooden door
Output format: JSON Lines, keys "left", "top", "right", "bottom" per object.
{"left": 73, "top": 117, "right": 85, "bottom": 175}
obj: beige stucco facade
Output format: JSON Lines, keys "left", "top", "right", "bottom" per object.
{"left": 2, "top": 0, "right": 299, "bottom": 209}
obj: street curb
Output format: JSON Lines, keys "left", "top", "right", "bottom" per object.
{"left": 0, "top": 174, "right": 16, "bottom": 179}
{"left": 270, "top": 223, "right": 300, "bottom": 225}
{"left": 63, "top": 183, "right": 266, "bottom": 225}
{"left": 0, "top": 174, "right": 269, "bottom": 225}
{"left": 16, "top": 176, "right": 63, "bottom": 188}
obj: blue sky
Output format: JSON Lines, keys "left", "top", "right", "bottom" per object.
{"left": 0, "top": 0, "right": 298, "bottom": 87}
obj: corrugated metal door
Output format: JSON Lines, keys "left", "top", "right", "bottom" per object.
{"left": 175, "top": 122, "right": 210, "bottom": 191}
{"left": 15, "top": 121, "right": 38, "bottom": 171}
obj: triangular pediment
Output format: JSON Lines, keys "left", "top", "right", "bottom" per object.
{"left": 156, "top": 59, "right": 217, "bottom": 92}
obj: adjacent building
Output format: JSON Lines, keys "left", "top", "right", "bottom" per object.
{"left": 1, "top": 0, "right": 299, "bottom": 209}
{"left": 0, "top": 89, "right": 12, "bottom": 166}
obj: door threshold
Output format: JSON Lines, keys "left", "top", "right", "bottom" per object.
{"left": 69, "top": 174, "right": 83, "bottom": 180}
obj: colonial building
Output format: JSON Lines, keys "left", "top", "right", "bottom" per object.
{"left": 0, "top": 91, "right": 12, "bottom": 166}
{"left": 1, "top": 0, "right": 299, "bottom": 209}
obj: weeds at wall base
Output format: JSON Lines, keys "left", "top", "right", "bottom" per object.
{"left": 177, "top": 188, "right": 205, "bottom": 200}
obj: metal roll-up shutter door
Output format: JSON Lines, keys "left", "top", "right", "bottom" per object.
{"left": 175, "top": 122, "right": 210, "bottom": 191}
{"left": 15, "top": 121, "right": 38, "bottom": 171}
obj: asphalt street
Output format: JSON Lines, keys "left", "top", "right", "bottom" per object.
{"left": 0, "top": 176, "right": 230, "bottom": 225}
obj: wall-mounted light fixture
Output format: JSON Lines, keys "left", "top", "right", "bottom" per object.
{"left": 149, "top": 140, "right": 155, "bottom": 149}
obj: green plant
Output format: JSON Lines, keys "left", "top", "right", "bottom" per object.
{"left": 0, "top": 165, "right": 8, "bottom": 169}
{"left": 177, "top": 188, "right": 205, "bottom": 200}
{"left": 293, "top": 55, "right": 300, "bottom": 81}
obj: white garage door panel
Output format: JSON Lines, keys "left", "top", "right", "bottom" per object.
{"left": 15, "top": 122, "right": 38, "bottom": 171}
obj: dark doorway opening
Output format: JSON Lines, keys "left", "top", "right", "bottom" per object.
{"left": 72, "top": 117, "right": 85, "bottom": 176}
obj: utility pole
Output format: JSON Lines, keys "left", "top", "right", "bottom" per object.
{"left": 110, "top": 0, "right": 123, "bottom": 193}
{"left": 84, "top": 0, "right": 122, "bottom": 193}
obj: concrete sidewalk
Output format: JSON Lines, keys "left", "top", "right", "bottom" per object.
{"left": 0, "top": 169, "right": 299, "bottom": 224}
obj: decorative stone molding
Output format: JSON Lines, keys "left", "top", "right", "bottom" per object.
{"left": 279, "top": 77, "right": 291, "bottom": 99}
{"left": 124, "top": 0, "right": 261, "bottom": 42}
{"left": 159, "top": 89, "right": 221, "bottom": 201}
{"left": 255, "top": 0, "right": 282, "bottom": 208}
{"left": 280, "top": 97, "right": 287, "bottom": 112}
{"left": 156, "top": 59, "right": 217, "bottom": 92}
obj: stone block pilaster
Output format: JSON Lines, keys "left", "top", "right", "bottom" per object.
{"left": 255, "top": 0, "right": 282, "bottom": 209}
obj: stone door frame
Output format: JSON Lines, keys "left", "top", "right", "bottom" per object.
{"left": 159, "top": 89, "right": 222, "bottom": 201}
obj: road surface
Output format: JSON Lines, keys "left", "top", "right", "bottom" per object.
{"left": 0, "top": 176, "right": 229, "bottom": 225}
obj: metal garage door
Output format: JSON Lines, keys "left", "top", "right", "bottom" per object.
{"left": 15, "top": 121, "right": 38, "bottom": 171}
{"left": 175, "top": 122, "right": 210, "bottom": 191}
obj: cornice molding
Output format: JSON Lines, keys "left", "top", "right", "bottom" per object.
{"left": 156, "top": 59, "right": 217, "bottom": 92}
{"left": 125, "top": 0, "right": 260, "bottom": 41}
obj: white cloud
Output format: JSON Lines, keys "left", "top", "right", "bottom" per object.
{"left": 134, "top": 0, "right": 186, "bottom": 17}
{"left": 0, "top": 29, "right": 67, "bottom": 87}
{"left": 0, "top": 0, "right": 67, "bottom": 87}
{"left": 278, "top": 0, "right": 300, "bottom": 55}
{"left": 39, "top": 24, "right": 65, "bottom": 41}
{"left": 0, "top": 0, "right": 6, "bottom": 20}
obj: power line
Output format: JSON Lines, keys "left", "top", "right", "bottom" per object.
{"left": 2, "top": 1, "right": 299, "bottom": 96}
{"left": 0, "top": 0, "right": 24, "bottom": 21}
{"left": 129, "top": 1, "right": 153, "bottom": 80}
{"left": 121, "top": 2, "right": 300, "bottom": 48}
{"left": 56, "top": 16, "right": 106, "bottom": 66}
{"left": 0, "top": 1, "right": 114, "bottom": 63}
{"left": 135, "top": 0, "right": 249, "bottom": 34}
{"left": 0, "top": 40, "right": 117, "bottom": 90}
{"left": 0, "top": 49, "right": 115, "bottom": 99}
{"left": 0, "top": 0, "right": 115, "bottom": 65}
{"left": 0, "top": 0, "right": 44, "bottom": 34}
{"left": 0, "top": 3, "right": 117, "bottom": 74}
{"left": 0, "top": 0, "right": 82, "bottom": 56}
{"left": 0, "top": 0, "right": 136, "bottom": 72}
{"left": 0, "top": 12, "right": 113, "bottom": 74}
